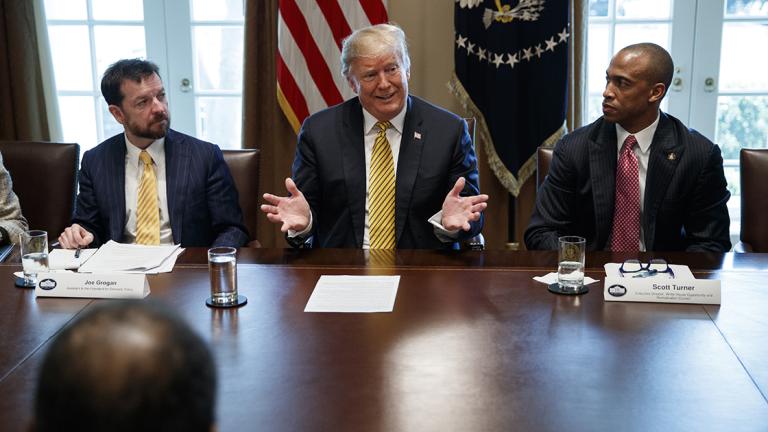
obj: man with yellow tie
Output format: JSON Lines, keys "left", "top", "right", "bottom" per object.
{"left": 261, "top": 24, "right": 488, "bottom": 249}
{"left": 58, "top": 59, "right": 249, "bottom": 249}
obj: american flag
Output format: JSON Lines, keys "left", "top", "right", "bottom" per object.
{"left": 277, "top": 0, "right": 389, "bottom": 133}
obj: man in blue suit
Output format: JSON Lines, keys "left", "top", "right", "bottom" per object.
{"left": 260, "top": 24, "right": 488, "bottom": 249}
{"left": 525, "top": 43, "right": 730, "bottom": 252}
{"left": 58, "top": 59, "right": 248, "bottom": 249}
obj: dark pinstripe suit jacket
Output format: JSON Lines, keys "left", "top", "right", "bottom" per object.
{"left": 525, "top": 112, "right": 731, "bottom": 252}
{"left": 289, "top": 95, "right": 483, "bottom": 249}
{"left": 72, "top": 129, "right": 249, "bottom": 248}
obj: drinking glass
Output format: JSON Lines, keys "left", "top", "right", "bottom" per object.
{"left": 19, "top": 230, "right": 49, "bottom": 287}
{"left": 206, "top": 247, "right": 246, "bottom": 307}
{"left": 551, "top": 236, "right": 587, "bottom": 294}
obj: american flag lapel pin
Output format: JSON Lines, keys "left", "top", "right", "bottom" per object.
{"left": 414, "top": 132, "right": 422, "bottom": 140}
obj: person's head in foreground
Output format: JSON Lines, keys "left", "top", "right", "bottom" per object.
{"left": 32, "top": 300, "right": 217, "bottom": 432}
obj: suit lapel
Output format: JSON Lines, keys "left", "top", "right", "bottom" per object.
{"left": 342, "top": 99, "right": 366, "bottom": 247}
{"left": 643, "top": 113, "right": 683, "bottom": 249}
{"left": 589, "top": 120, "right": 618, "bottom": 249}
{"left": 164, "top": 130, "right": 188, "bottom": 244}
{"left": 109, "top": 136, "right": 127, "bottom": 242}
{"left": 395, "top": 96, "right": 424, "bottom": 244}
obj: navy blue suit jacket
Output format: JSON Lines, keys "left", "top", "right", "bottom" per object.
{"left": 73, "top": 129, "right": 249, "bottom": 248}
{"left": 525, "top": 112, "right": 731, "bottom": 252}
{"left": 290, "top": 96, "right": 483, "bottom": 249}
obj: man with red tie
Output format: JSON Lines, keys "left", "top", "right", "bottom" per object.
{"left": 525, "top": 43, "right": 731, "bottom": 252}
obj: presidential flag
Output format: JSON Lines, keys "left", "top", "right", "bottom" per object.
{"left": 277, "top": 0, "right": 389, "bottom": 133}
{"left": 450, "top": 0, "right": 569, "bottom": 196}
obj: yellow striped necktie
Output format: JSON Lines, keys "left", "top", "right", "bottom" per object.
{"left": 135, "top": 150, "right": 160, "bottom": 245}
{"left": 369, "top": 121, "right": 396, "bottom": 249}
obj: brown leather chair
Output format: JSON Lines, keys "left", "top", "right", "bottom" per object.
{"left": 0, "top": 141, "right": 79, "bottom": 241}
{"left": 222, "top": 149, "right": 260, "bottom": 247}
{"left": 536, "top": 147, "right": 553, "bottom": 188}
{"left": 737, "top": 148, "right": 768, "bottom": 252}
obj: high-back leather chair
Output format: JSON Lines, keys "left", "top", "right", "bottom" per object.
{"left": 222, "top": 149, "right": 260, "bottom": 247}
{"left": 537, "top": 147, "right": 553, "bottom": 188}
{"left": 737, "top": 148, "right": 768, "bottom": 252}
{"left": 0, "top": 141, "right": 79, "bottom": 241}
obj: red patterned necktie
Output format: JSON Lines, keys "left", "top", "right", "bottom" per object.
{"left": 610, "top": 134, "right": 640, "bottom": 252}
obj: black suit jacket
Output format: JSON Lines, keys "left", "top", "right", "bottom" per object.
{"left": 525, "top": 112, "right": 731, "bottom": 252}
{"left": 73, "top": 129, "right": 249, "bottom": 248}
{"left": 290, "top": 95, "right": 483, "bottom": 249}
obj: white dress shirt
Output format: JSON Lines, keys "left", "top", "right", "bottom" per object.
{"left": 123, "top": 136, "right": 173, "bottom": 245}
{"left": 615, "top": 112, "right": 660, "bottom": 252}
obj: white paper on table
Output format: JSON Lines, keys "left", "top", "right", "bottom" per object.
{"left": 305, "top": 275, "right": 400, "bottom": 313}
{"left": 48, "top": 248, "right": 98, "bottom": 270}
{"left": 78, "top": 241, "right": 182, "bottom": 273}
{"left": 533, "top": 273, "right": 600, "bottom": 285}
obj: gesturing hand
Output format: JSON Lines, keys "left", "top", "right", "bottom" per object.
{"left": 260, "top": 178, "right": 311, "bottom": 233}
{"left": 440, "top": 177, "right": 489, "bottom": 231}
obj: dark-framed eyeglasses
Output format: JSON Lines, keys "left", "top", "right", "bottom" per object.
{"left": 619, "top": 258, "right": 674, "bottom": 279}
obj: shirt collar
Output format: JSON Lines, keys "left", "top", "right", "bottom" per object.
{"left": 362, "top": 103, "right": 407, "bottom": 136}
{"left": 615, "top": 112, "right": 660, "bottom": 154}
{"left": 125, "top": 134, "right": 166, "bottom": 164}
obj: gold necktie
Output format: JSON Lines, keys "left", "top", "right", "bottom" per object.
{"left": 369, "top": 121, "right": 396, "bottom": 249}
{"left": 135, "top": 150, "right": 160, "bottom": 245}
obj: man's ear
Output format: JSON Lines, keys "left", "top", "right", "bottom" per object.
{"left": 649, "top": 83, "right": 666, "bottom": 104}
{"left": 108, "top": 105, "right": 125, "bottom": 125}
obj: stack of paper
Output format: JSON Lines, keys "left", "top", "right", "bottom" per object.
{"left": 48, "top": 248, "right": 98, "bottom": 270}
{"left": 77, "top": 241, "right": 184, "bottom": 274}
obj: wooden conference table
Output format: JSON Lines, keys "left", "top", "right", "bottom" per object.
{"left": 1, "top": 248, "right": 767, "bottom": 431}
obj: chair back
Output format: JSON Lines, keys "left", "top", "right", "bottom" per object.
{"left": 537, "top": 147, "right": 553, "bottom": 188}
{"left": 222, "top": 149, "right": 260, "bottom": 245}
{"left": 740, "top": 148, "right": 768, "bottom": 252}
{"left": 0, "top": 141, "right": 79, "bottom": 241}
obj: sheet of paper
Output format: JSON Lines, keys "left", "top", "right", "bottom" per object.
{"left": 533, "top": 272, "right": 599, "bottom": 285}
{"left": 78, "top": 241, "right": 182, "bottom": 273}
{"left": 125, "top": 247, "right": 185, "bottom": 274}
{"left": 305, "top": 275, "right": 400, "bottom": 313}
{"left": 48, "top": 248, "right": 98, "bottom": 270}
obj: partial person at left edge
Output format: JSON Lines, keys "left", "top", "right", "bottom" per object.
{"left": 0, "top": 152, "right": 28, "bottom": 244}
{"left": 58, "top": 59, "right": 249, "bottom": 249}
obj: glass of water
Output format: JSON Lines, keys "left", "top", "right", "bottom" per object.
{"left": 206, "top": 247, "right": 246, "bottom": 308}
{"left": 554, "top": 236, "right": 587, "bottom": 294}
{"left": 19, "top": 230, "right": 49, "bottom": 287}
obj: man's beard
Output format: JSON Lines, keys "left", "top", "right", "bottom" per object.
{"left": 128, "top": 114, "right": 170, "bottom": 140}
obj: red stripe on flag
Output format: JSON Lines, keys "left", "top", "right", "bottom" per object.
{"left": 358, "top": 0, "right": 389, "bottom": 25}
{"left": 317, "top": 1, "right": 351, "bottom": 50}
{"left": 276, "top": 51, "right": 310, "bottom": 125}
{"left": 279, "top": 0, "right": 344, "bottom": 106}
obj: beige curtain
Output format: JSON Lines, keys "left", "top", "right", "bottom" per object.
{"left": 0, "top": 0, "right": 60, "bottom": 141}
{"left": 568, "top": 0, "right": 588, "bottom": 131}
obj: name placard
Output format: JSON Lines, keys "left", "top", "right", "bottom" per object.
{"left": 34, "top": 272, "right": 150, "bottom": 299}
{"left": 603, "top": 276, "right": 720, "bottom": 305}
